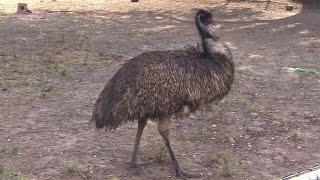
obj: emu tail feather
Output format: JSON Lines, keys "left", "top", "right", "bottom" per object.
{"left": 92, "top": 95, "right": 106, "bottom": 129}
{"left": 92, "top": 85, "right": 120, "bottom": 130}
{"left": 92, "top": 98, "right": 119, "bottom": 130}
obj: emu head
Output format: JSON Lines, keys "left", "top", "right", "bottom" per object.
{"left": 195, "top": 9, "right": 215, "bottom": 38}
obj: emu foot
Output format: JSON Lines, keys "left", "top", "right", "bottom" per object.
{"left": 176, "top": 167, "right": 201, "bottom": 178}
{"left": 127, "top": 161, "right": 148, "bottom": 168}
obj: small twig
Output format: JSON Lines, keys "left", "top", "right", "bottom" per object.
{"left": 265, "top": 0, "right": 271, "bottom": 10}
{"left": 77, "top": 169, "right": 87, "bottom": 179}
{"left": 45, "top": 10, "right": 73, "bottom": 13}
{"left": 17, "top": 130, "right": 47, "bottom": 135}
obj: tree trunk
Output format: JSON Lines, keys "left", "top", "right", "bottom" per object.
{"left": 17, "top": 3, "right": 32, "bottom": 13}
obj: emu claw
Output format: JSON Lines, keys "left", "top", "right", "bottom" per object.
{"left": 127, "top": 161, "right": 147, "bottom": 168}
{"left": 176, "top": 168, "right": 201, "bottom": 178}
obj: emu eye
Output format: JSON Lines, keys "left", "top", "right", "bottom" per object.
{"left": 199, "top": 14, "right": 204, "bottom": 21}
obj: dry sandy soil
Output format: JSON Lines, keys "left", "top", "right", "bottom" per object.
{"left": 0, "top": 0, "right": 319, "bottom": 179}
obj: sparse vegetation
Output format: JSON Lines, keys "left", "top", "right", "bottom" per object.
{"left": 287, "top": 132, "right": 304, "bottom": 142}
{"left": 56, "top": 64, "right": 70, "bottom": 76}
{"left": 20, "top": 79, "right": 39, "bottom": 86}
{"left": 0, "top": 76, "right": 4, "bottom": 86}
{"left": 12, "top": 47, "right": 17, "bottom": 60}
{"left": 11, "top": 145, "right": 20, "bottom": 155}
{"left": 40, "top": 85, "right": 54, "bottom": 97}
{"left": 152, "top": 145, "right": 169, "bottom": 163}
{"left": 18, "top": 64, "right": 71, "bottom": 76}
{"left": 110, "top": 176, "right": 121, "bottom": 180}
{"left": 78, "top": 31, "right": 88, "bottom": 45}
{"left": 1, "top": 163, "right": 13, "bottom": 180}
{"left": 215, "top": 126, "right": 247, "bottom": 144}
{"left": 236, "top": 97, "right": 264, "bottom": 116}
{"left": 203, "top": 151, "right": 237, "bottom": 176}
{"left": 19, "top": 66, "right": 35, "bottom": 74}
{"left": 1, "top": 162, "right": 26, "bottom": 180}
{"left": 203, "top": 154, "right": 217, "bottom": 167}
{"left": 237, "top": 65, "right": 255, "bottom": 75}
{"left": 198, "top": 127, "right": 211, "bottom": 137}
{"left": 313, "top": 124, "right": 320, "bottom": 133}
{"left": 63, "top": 162, "right": 77, "bottom": 173}
{"left": 288, "top": 67, "right": 320, "bottom": 76}
{"left": 216, "top": 150, "right": 236, "bottom": 177}
{"left": 18, "top": 65, "right": 47, "bottom": 74}
{"left": 40, "top": 91, "right": 48, "bottom": 97}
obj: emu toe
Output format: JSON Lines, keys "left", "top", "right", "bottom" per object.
{"left": 176, "top": 167, "right": 201, "bottom": 178}
{"left": 128, "top": 161, "right": 148, "bottom": 169}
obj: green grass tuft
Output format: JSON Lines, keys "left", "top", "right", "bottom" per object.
{"left": 21, "top": 79, "right": 39, "bottom": 86}
{"left": 19, "top": 66, "right": 35, "bottom": 74}
{"left": 152, "top": 145, "right": 169, "bottom": 163}
{"left": 288, "top": 67, "right": 320, "bottom": 75}
{"left": 0, "top": 76, "right": 4, "bottom": 86}
{"left": 63, "top": 162, "right": 77, "bottom": 173}
{"left": 1, "top": 162, "right": 26, "bottom": 180}
{"left": 217, "top": 150, "right": 236, "bottom": 177}
{"left": 110, "top": 176, "right": 121, "bottom": 180}
{"left": 56, "top": 64, "right": 70, "bottom": 76}
{"left": 40, "top": 85, "right": 54, "bottom": 97}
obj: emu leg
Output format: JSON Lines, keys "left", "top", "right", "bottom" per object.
{"left": 158, "top": 117, "right": 200, "bottom": 178}
{"left": 130, "top": 118, "right": 147, "bottom": 168}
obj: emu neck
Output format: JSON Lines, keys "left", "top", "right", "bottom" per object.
{"left": 201, "top": 36, "right": 232, "bottom": 60}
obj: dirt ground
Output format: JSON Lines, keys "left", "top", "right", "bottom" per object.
{"left": 0, "top": 0, "right": 319, "bottom": 179}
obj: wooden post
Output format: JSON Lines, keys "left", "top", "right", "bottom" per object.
{"left": 17, "top": 3, "right": 32, "bottom": 14}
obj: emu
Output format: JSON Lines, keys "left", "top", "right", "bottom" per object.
{"left": 92, "top": 9, "right": 235, "bottom": 178}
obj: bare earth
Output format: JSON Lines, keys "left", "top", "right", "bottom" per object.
{"left": 0, "top": 0, "right": 319, "bottom": 179}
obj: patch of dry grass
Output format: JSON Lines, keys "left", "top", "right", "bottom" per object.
{"left": 63, "top": 162, "right": 77, "bottom": 173}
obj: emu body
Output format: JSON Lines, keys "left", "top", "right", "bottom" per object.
{"left": 92, "top": 9, "right": 235, "bottom": 178}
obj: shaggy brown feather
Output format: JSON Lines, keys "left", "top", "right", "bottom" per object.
{"left": 92, "top": 10, "right": 234, "bottom": 130}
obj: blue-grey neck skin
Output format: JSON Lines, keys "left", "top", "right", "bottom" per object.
{"left": 195, "top": 13, "right": 216, "bottom": 39}
{"left": 195, "top": 11, "right": 230, "bottom": 59}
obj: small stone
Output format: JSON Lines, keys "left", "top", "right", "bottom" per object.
{"left": 286, "top": 5, "right": 294, "bottom": 11}
{"left": 304, "top": 113, "right": 316, "bottom": 119}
